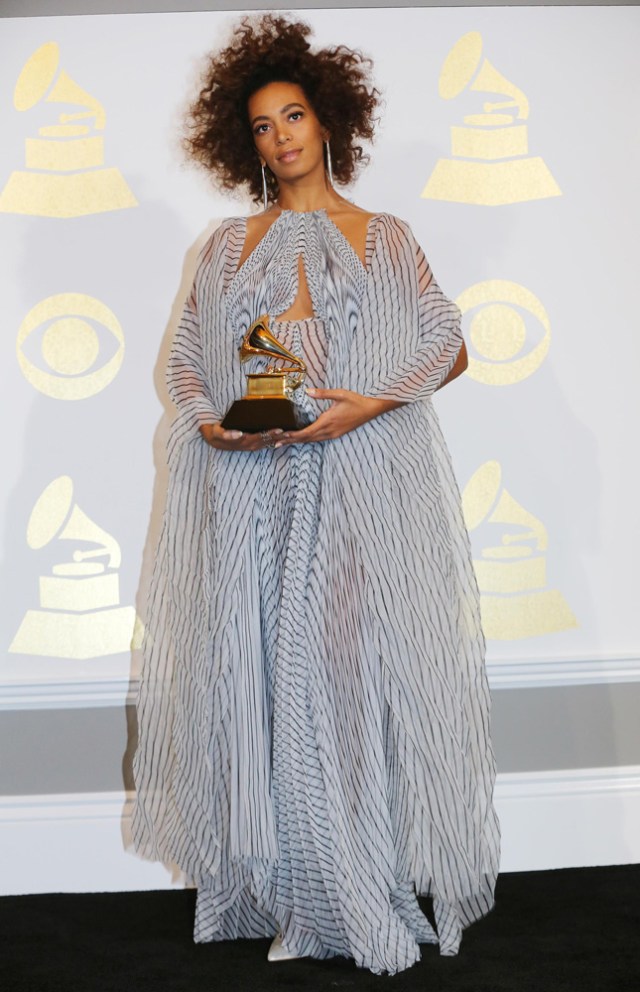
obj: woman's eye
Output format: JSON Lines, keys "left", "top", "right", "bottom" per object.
{"left": 289, "top": 112, "right": 303, "bottom": 121}
{"left": 254, "top": 123, "right": 269, "bottom": 135}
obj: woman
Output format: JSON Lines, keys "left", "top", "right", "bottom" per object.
{"left": 132, "top": 15, "right": 500, "bottom": 977}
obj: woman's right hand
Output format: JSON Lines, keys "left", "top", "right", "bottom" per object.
{"left": 199, "top": 423, "right": 284, "bottom": 451}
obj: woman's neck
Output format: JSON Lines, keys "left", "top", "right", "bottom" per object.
{"left": 274, "top": 177, "right": 347, "bottom": 215}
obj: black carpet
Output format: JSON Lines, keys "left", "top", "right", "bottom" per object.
{"left": 3, "top": 865, "right": 639, "bottom": 992}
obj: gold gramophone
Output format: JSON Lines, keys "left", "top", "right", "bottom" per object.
{"left": 422, "top": 31, "right": 561, "bottom": 206}
{"left": 462, "top": 461, "right": 577, "bottom": 640}
{"left": 0, "top": 41, "right": 137, "bottom": 218}
{"left": 221, "top": 315, "right": 307, "bottom": 431}
{"left": 9, "top": 475, "right": 136, "bottom": 659}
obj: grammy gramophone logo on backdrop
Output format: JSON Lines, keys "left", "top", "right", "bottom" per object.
{"left": 462, "top": 460, "right": 577, "bottom": 640}
{"left": 456, "top": 279, "right": 550, "bottom": 385}
{"left": 16, "top": 292, "right": 124, "bottom": 399}
{"left": 9, "top": 476, "right": 136, "bottom": 659}
{"left": 422, "top": 31, "right": 561, "bottom": 206}
{"left": 0, "top": 41, "right": 137, "bottom": 218}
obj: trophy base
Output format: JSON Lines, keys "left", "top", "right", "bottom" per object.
{"left": 221, "top": 398, "right": 302, "bottom": 432}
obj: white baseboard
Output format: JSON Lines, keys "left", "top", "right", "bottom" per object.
{"left": 0, "top": 791, "right": 187, "bottom": 896}
{"left": 495, "top": 765, "right": 640, "bottom": 871}
{"left": 1, "top": 766, "right": 638, "bottom": 896}
{"left": 487, "top": 653, "right": 640, "bottom": 690}
{"left": 0, "top": 676, "right": 138, "bottom": 710}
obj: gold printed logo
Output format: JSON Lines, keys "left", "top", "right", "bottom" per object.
{"left": 422, "top": 31, "right": 561, "bottom": 205}
{"left": 17, "top": 293, "right": 124, "bottom": 399}
{"left": 456, "top": 279, "right": 550, "bottom": 385}
{"left": 9, "top": 476, "right": 136, "bottom": 659}
{"left": 0, "top": 41, "right": 137, "bottom": 217}
{"left": 462, "top": 461, "right": 578, "bottom": 640}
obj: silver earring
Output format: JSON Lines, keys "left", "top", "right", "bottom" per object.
{"left": 324, "top": 140, "right": 334, "bottom": 188}
{"left": 261, "top": 163, "right": 268, "bottom": 211}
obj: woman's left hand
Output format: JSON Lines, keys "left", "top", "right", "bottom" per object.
{"left": 275, "top": 388, "right": 401, "bottom": 446}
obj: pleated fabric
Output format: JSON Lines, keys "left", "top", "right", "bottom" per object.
{"left": 132, "top": 210, "right": 500, "bottom": 975}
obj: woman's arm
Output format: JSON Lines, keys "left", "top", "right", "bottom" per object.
{"left": 437, "top": 339, "right": 468, "bottom": 390}
{"left": 275, "top": 221, "right": 468, "bottom": 447}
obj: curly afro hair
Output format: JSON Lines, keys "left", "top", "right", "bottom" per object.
{"left": 183, "top": 15, "right": 379, "bottom": 204}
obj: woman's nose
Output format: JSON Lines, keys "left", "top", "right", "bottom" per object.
{"left": 275, "top": 126, "right": 291, "bottom": 144}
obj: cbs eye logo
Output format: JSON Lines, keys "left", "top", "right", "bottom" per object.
{"left": 16, "top": 292, "right": 124, "bottom": 400}
{"left": 456, "top": 280, "right": 550, "bottom": 386}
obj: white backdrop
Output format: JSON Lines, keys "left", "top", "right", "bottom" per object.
{"left": 1, "top": 6, "right": 639, "bottom": 703}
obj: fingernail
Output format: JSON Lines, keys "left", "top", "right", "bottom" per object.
{"left": 272, "top": 429, "right": 284, "bottom": 435}
{"left": 274, "top": 442, "right": 283, "bottom": 449}
{"left": 224, "top": 430, "right": 242, "bottom": 439}
{"left": 306, "top": 388, "right": 317, "bottom": 395}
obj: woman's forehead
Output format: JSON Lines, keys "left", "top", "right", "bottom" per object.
{"left": 248, "top": 81, "right": 310, "bottom": 117}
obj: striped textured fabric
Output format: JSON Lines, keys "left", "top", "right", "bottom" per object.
{"left": 132, "top": 210, "right": 500, "bottom": 976}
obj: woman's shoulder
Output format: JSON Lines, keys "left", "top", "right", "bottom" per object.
{"left": 368, "top": 211, "right": 414, "bottom": 234}
{"left": 194, "top": 216, "right": 246, "bottom": 267}
{"left": 360, "top": 211, "right": 420, "bottom": 259}
{"left": 207, "top": 215, "right": 247, "bottom": 247}
{"left": 334, "top": 203, "right": 414, "bottom": 240}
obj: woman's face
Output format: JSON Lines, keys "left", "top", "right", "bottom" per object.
{"left": 248, "top": 81, "right": 327, "bottom": 187}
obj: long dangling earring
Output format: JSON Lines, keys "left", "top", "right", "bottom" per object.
{"left": 324, "top": 140, "right": 334, "bottom": 188}
{"left": 261, "top": 163, "right": 268, "bottom": 211}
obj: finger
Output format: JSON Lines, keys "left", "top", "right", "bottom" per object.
{"left": 276, "top": 430, "right": 318, "bottom": 445}
{"left": 306, "top": 387, "right": 350, "bottom": 401}
{"left": 202, "top": 425, "right": 229, "bottom": 449}
{"left": 223, "top": 428, "right": 283, "bottom": 442}
{"left": 277, "top": 415, "right": 333, "bottom": 444}
{"left": 210, "top": 429, "right": 259, "bottom": 451}
{"left": 276, "top": 431, "right": 313, "bottom": 445}
{"left": 277, "top": 428, "right": 333, "bottom": 446}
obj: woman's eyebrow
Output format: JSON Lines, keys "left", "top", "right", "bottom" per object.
{"left": 252, "top": 102, "right": 305, "bottom": 125}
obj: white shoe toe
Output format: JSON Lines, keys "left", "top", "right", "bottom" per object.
{"left": 267, "top": 933, "right": 302, "bottom": 962}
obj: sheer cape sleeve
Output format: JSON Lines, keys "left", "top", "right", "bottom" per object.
{"left": 346, "top": 214, "right": 462, "bottom": 403}
{"left": 165, "top": 220, "right": 235, "bottom": 453}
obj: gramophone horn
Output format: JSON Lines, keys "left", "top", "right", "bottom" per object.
{"left": 12, "top": 41, "right": 105, "bottom": 128}
{"left": 26, "top": 475, "right": 121, "bottom": 568}
{"left": 490, "top": 488, "right": 547, "bottom": 550}
{"left": 471, "top": 59, "right": 529, "bottom": 120}
{"left": 13, "top": 41, "right": 60, "bottom": 111}
{"left": 439, "top": 31, "right": 528, "bottom": 120}
{"left": 240, "top": 316, "right": 306, "bottom": 372}
{"left": 46, "top": 70, "right": 106, "bottom": 129}
{"left": 59, "top": 504, "right": 122, "bottom": 568}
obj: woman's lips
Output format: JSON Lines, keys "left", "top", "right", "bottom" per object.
{"left": 277, "top": 149, "right": 301, "bottom": 164}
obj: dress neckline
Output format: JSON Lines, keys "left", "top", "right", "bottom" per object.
{"left": 230, "top": 210, "right": 380, "bottom": 290}
{"left": 277, "top": 207, "right": 328, "bottom": 216}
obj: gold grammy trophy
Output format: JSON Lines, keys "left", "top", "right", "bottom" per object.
{"left": 422, "top": 31, "right": 561, "bottom": 206}
{"left": 0, "top": 41, "right": 137, "bottom": 218}
{"left": 10, "top": 476, "right": 136, "bottom": 659}
{"left": 462, "top": 461, "right": 577, "bottom": 640}
{"left": 221, "top": 315, "right": 307, "bottom": 432}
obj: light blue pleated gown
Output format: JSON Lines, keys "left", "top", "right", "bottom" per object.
{"left": 132, "top": 211, "right": 500, "bottom": 975}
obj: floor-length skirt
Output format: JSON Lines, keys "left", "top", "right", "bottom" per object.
{"left": 134, "top": 316, "right": 499, "bottom": 976}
